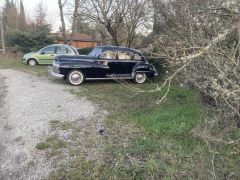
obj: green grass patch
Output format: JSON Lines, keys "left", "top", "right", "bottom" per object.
{"left": 49, "top": 120, "right": 74, "bottom": 131}
{"left": 0, "top": 57, "right": 47, "bottom": 76}
{"left": 66, "top": 81, "right": 216, "bottom": 178}
{"left": 36, "top": 136, "right": 67, "bottom": 155}
{"left": 36, "top": 142, "right": 50, "bottom": 150}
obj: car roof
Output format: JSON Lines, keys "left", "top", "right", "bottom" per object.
{"left": 97, "top": 45, "right": 142, "bottom": 54}
{"left": 46, "top": 44, "right": 75, "bottom": 48}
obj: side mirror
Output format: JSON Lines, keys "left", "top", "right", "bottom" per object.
{"left": 40, "top": 51, "right": 45, "bottom": 55}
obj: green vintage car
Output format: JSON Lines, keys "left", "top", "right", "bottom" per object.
{"left": 22, "top": 44, "right": 78, "bottom": 65}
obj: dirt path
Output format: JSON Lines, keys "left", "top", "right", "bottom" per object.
{"left": 0, "top": 69, "right": 106, "bottom": 180}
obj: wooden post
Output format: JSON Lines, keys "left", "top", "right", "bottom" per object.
{"left": 0, "top": 12, "right": 6, "bottom": 55}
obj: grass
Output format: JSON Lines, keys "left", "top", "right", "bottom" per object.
{"left": 1, "top": 58, "right": 239, "bottom": 178}
{"left": 0, "top": 56, "right": 48, "bottom": 76}
{"left": 49, "top": 120, "right": 74, "bottom": 130}
{"left": 36, "top": 142, "right": 51, "bottom": 150}
{"left": 64, "top": 81, "right": 216, "bottom": 178}
{"left": 36, "top": 136, "right": 67, "bottom": 150}
{"left": 36, "top": 135, "right": 68, "bottom": 159}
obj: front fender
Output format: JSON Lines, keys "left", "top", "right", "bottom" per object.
{"left": 25, "top": 57, "right": 39, "bottom": 64}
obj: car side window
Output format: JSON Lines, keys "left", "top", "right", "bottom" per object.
{"left": 133, "top": 53, "right": 142, "bottom": 61}
{"left": 118, "top": 51, "right": 132, "bottom": 60}
{"left": 41, "top": 46, "right": 55, "bottom": 54}
{"left": 100, "top": 50, "right": 117, "bottom": 59}
{"left": 56, "top": 47, "right": 68, "bottom": 54}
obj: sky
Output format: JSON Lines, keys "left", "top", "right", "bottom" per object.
{"left": 0, "top": 0, "right": 70, "bottom": 32}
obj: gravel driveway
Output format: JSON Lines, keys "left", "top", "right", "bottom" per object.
{"left": 0, "top": 69, "right": 106, "bottom": 179}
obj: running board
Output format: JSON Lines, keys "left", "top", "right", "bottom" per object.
{"left": 86, "top": 75, "right": 133, "bottom": 80}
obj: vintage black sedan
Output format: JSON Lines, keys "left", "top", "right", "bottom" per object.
{"left": 48, "top": 46, "right": 158, "bottom": 85}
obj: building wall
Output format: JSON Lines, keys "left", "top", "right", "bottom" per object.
{"left": 57, "top": 40, "right": 97, "bottom": 48}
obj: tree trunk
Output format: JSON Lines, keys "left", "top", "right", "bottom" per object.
{"left": 0, "top": 13, "right": 5, "bottom": 54}
{"left": 106, "top": 22, "right": 119, "bottom": 46}
{"left": 70, "top": 0, "right": 80, "bottom": 45}
{"left": 58, "top": 0, "right": 67, "bottom": 44}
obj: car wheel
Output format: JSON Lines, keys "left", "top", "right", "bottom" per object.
{"left": 67, "top": 70, "right": 84, "bottom": 86}
{"left": 134, "top": 73, "right": 147, "bottom": 84}
{"left": 28, "top": 59, "right": 37, "bottom": 66}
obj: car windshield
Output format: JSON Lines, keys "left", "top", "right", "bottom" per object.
{"left": 88, "top": 47, "right": 103, "bottom": 57}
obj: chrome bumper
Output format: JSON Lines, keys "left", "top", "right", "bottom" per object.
{"left": 48, "top": 66, "right": 64, "bottom": 79}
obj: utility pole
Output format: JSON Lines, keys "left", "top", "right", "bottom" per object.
{"left": 0, "top": 11, "right": 6, "bottom": 55}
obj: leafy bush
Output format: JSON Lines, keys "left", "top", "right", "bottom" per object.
{"left": 7, "top": 26, "right": 54, "bottom": 53}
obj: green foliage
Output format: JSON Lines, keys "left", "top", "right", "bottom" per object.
{"left": 3, "top": 0, "right": 26, "bottom": 31}
{"left": 3, "top": 0, "right": 53, "bottom": 53}
{"left": 7, "top": 26, "right": 54, "bottom": 53}
{"left": 19, "top": 0, "right": 26, "bottom": 30}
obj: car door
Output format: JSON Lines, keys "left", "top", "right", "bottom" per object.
{"left": 99, "top": 49, "right": 120, "bottom": 75}
{"left": 117, "top": 50, "right": 140, "bottom": 74}
{"left": 37, "top": 46, "right": 56, "bottom": 64}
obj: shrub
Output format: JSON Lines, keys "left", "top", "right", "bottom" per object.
{"left": 6, "top": 26, "right": 54, "bottom": 53}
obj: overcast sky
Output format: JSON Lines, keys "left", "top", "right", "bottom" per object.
{"left": 0, "top": 0, "right": 70, "bottom": 32}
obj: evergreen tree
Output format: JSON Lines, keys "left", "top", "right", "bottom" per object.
{"left": 3, "top": 0, "right": 18, "bottom": 30}
{"left": 19, "top": 0, "right": 26, "bottom": 30}
{"left": 4, "top": 1, "right": 54, "bottom": 52}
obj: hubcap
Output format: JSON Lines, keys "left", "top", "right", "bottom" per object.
{"left": 70, "top": 72, "right": 83, "bottom": 85}
{"left": 136, "top": 73, "right": 146, "bottom": 83}
{"left": 29, "top": 60, "right": 36, "bottom": 66}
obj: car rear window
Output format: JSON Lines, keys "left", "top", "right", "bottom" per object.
{"left": 56, "top": 47, "right": 68, "bottom": 54}
{"left": 118, "top": 51, "right": 142, "bottom": 61}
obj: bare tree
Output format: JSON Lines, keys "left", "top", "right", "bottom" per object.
{"left": 58, "top": 0, "right": 67, "bottom": 44}
{"left": 135, "top": 1, "right": 240, "bottom": 177}
{"left": 125, "top": 0, "right": 149, "bottom": 47}
{"left": 35, "top": 2, "right": 48, "bottom": 28}
{"left": 88, "top": 0, "right": 148, "bottom": 47}
{"left": 88, "top": 0, "right": 123, "bottom": 46}
{"left": 70, "top": 0, "right": 86, "bottom": 44}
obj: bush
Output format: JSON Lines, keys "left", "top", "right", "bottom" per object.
{"left": 7, "top": 26, "right": 54, "bottom": 53}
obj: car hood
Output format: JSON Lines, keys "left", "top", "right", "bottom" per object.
{"left": 23, "top": 51, "right": 38, "bottom": 58}
{"left": 57, "top": 55, "right": 96, "bottom": 60}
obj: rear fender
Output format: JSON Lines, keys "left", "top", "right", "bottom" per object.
{"left": 132, "top": 63, "right": 155, "bottom": 78}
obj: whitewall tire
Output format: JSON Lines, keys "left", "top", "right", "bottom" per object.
{"left": 134, "top": 73, "right": 147, "bottom": 84}
{"left": 67, "top": 70, "right": 84, "bottom": 86}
